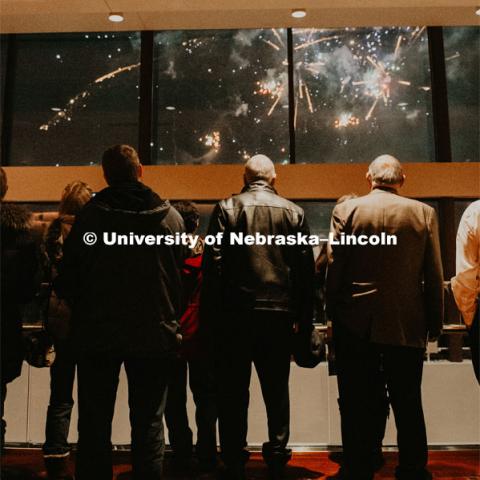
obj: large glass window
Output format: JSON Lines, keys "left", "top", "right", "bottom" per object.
{"left": 444, "top": 27, "right": 480, "bottom": 163}
{"left": 152, "top": 29, "right": 289, "bottom": 164}
{"left": 0, "top": 35, "right": 9, "bottom": 160}
{"left": 2, "top": 27, "right": 477, "bottom": 167}
{"left": 8, "top": 32, "right": 140, "bottom": 166}
{"left": 455, "top": 200, "right": 475, "bottom": 230}
{"left": 292, "top": 27, "right": 434, "bottom": 163}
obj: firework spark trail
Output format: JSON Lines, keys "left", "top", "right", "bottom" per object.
{"left": 304, "top": 84, "right": 314, "bottom": 113}
{"left": 294, "top": 98, "right": 298, "bottom": 129}
{"left": 382, "top": 90, "right": 389, "bottom": 105}
{"left": 262, "top": 39, "right": 281, "bottom": 51}
{"left": 271, "top": 29, "right": 285, "bottom": 48}
{"left": 366, "top": 56, "right": 386, "bottom": 74}
{"left": 394, "top": 35, "right": 403, "bottom": 60}
{"left": 410, "top": 26, "right": 426, "bottom": 46}
{"left": 445, "top": 52, "right": 461, "bottom": 61}
{"left": 339, "top": 76, "right": 351, "bottom": 94}
{"left": 267, "top": 90, "right": 283, "bottom": 116}
{"left": 40, "top": 62, "right": 141, "bottom": 131}
{"left": 304, "top": 62, "right": 325, "bottom": 75}
{"left": 40, "top": 90, "right": 91, "bottom": 131}
{"left": 94, "top": 62, "right": 140, "bottom": 83}
{"left": 294, "top": 35, "right": 339, "bottom": 51}
{"left": 365, "top": 96, "right": 380, "bottom": 120}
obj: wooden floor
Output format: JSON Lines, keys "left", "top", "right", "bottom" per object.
{"left": 1, "top": 449, "right": 479, "bottom": 479}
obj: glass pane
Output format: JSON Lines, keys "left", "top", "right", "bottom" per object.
{"left": 9, "top": 32, "right": 140, "bottom": 166}
{"left": 293, "top": 27, "right": 434, "bottom": 163}
{"left": 152, "top": 29, "right": 289, "bottom": 164}
{"left": 454, "top": 200, "right": 474, "bottom": 230}
{"left": 444, "top": 27, "right": 480, "bottom": 163}
{"left": 0, "top": 35, "right": 8, "bottom": 160}
{"left": 298, "top": 201, "right": 335, "bottom": 237}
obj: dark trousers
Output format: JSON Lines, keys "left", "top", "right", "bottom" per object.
{"left": 469, "top": 303, "right": 479, "bottom": 383}
{"left": 164, "top": 355, "right": 217, "bottom": 465}
{"left": 215, "top": 310, "right": 293, "bottom": 469}
{"left": 334, "top": 325, "right": 429, "bottom": 480}
{"left": 43, "top": 345, "right": 76, "bottom": 456}
{"left": 76, "top": 355, "right": 171, "bottom": 480}
{"left": 338, "top": 371, "right": 389, "bottom": 457}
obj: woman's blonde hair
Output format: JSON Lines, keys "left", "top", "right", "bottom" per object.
{"left": 59, "top": 181, "right": 93, "bottom": 216}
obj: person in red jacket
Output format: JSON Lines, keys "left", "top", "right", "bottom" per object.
{"left": 164, "top": 201, "right": 218, "bottom": 475}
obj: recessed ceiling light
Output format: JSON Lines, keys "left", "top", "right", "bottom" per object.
{"left": 108, "top": 12, "right": 124, "bottom": 23}
{"left": 291, "top": 9, "right": 306, "bottom": 19}
{"left": 165, "top": 106, "right": 176, "bottom": 111}
{"left": 475, "top": 6, "right": 480, "bottom": 15}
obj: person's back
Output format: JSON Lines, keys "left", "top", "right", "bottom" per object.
{"left": 328, "top": 190, "right": 443, "bottom": 347}
{"left": 56, "top": 145, "right": 186, "bottom": 480}
{"left": 211, "top": 181, "right": 310, "bottom": 314}
{"left": 0, "top": 201, "right": 38, "bottom": 425}
{"left": 60, "top": 181, "right": 185, "bottom": 357}
{"left": 326, "top": 155, "right": 443, "bottom": 480}
{"left": 42, "top": 181, "right": 92, "bottom": 480}
{"left": 202, "top": 154, "right": 314, "bottom": 480}
{"left": 0, "top": 167, "right": 38, "bottom": 455}
{"left": 164, "top": 201, "right": 218, "bottom": 475}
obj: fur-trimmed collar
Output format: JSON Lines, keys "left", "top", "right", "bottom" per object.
{"left": 0, "top": 203, "right": 32, "bottom": 232}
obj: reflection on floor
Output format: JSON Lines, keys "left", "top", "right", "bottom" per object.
{"left": 1, "top": 449, "right": 479, "bottom": 479}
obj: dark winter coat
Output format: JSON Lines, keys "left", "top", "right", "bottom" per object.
{"left": 56, "top": 181, "right": 186, "bottom": 358}
{"left": 1, "top": 203, "right": 38, "bottom": 382}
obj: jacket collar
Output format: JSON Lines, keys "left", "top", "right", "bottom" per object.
{"left": 241, "top": 180, "right": 277, "bottom": 194}
{"left": 370, "top": 185, "right": 399, "bottom": 195}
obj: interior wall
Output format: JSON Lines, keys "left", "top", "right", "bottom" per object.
{"left": 4, "top": 361, "right": 479, "bottom": 446}
{"left": 3, "top": 163, "right": 479, "bottom": 202}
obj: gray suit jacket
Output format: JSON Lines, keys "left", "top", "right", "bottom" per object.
{"left": 326, "top": 187, "right": 444, "bottom": 348}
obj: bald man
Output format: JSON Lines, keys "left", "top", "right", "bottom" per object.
{"left": 326, "top": 155, "right": 444, "bottom": 480}
{"left": 202, "top": 155, "right": 315, "bottom": 480}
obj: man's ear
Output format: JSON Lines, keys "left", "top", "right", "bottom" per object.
{"left": 399, "top": 174, "right": 406, "bottom": 188}
{"left": 366, "top": 172, "right": 373, "bottom": 189}
{"left": 270, "top": 176, "right": 276, "bottom": 187}
{"left": 137, "top": 164, "right": 144, "bottom": 180}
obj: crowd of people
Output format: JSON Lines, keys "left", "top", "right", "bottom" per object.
{"left": 0, "top": 145, "right": 478, "bottom": 480}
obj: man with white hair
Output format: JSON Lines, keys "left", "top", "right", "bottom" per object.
{"left": 327, "top": 155, "right": 444, "bottom": 480}
{"left": 202, "top": 154, "right": 315, "bottom": 480}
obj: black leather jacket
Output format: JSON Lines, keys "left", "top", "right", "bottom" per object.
{"left": 202, "top": 180, "right": 315, "bottom": 330}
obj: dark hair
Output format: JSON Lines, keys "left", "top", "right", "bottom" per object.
{"left": 0, "top": 167, "right": 7, "bottom": 201}
{"left": 171, "top": 201, "right": 200, "bottom": 234}
{"left": 59, "top": 181, "right": 93, "bottom": 216}
{"left": 102, "top": 145, "right": 141, "bottom": 185}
